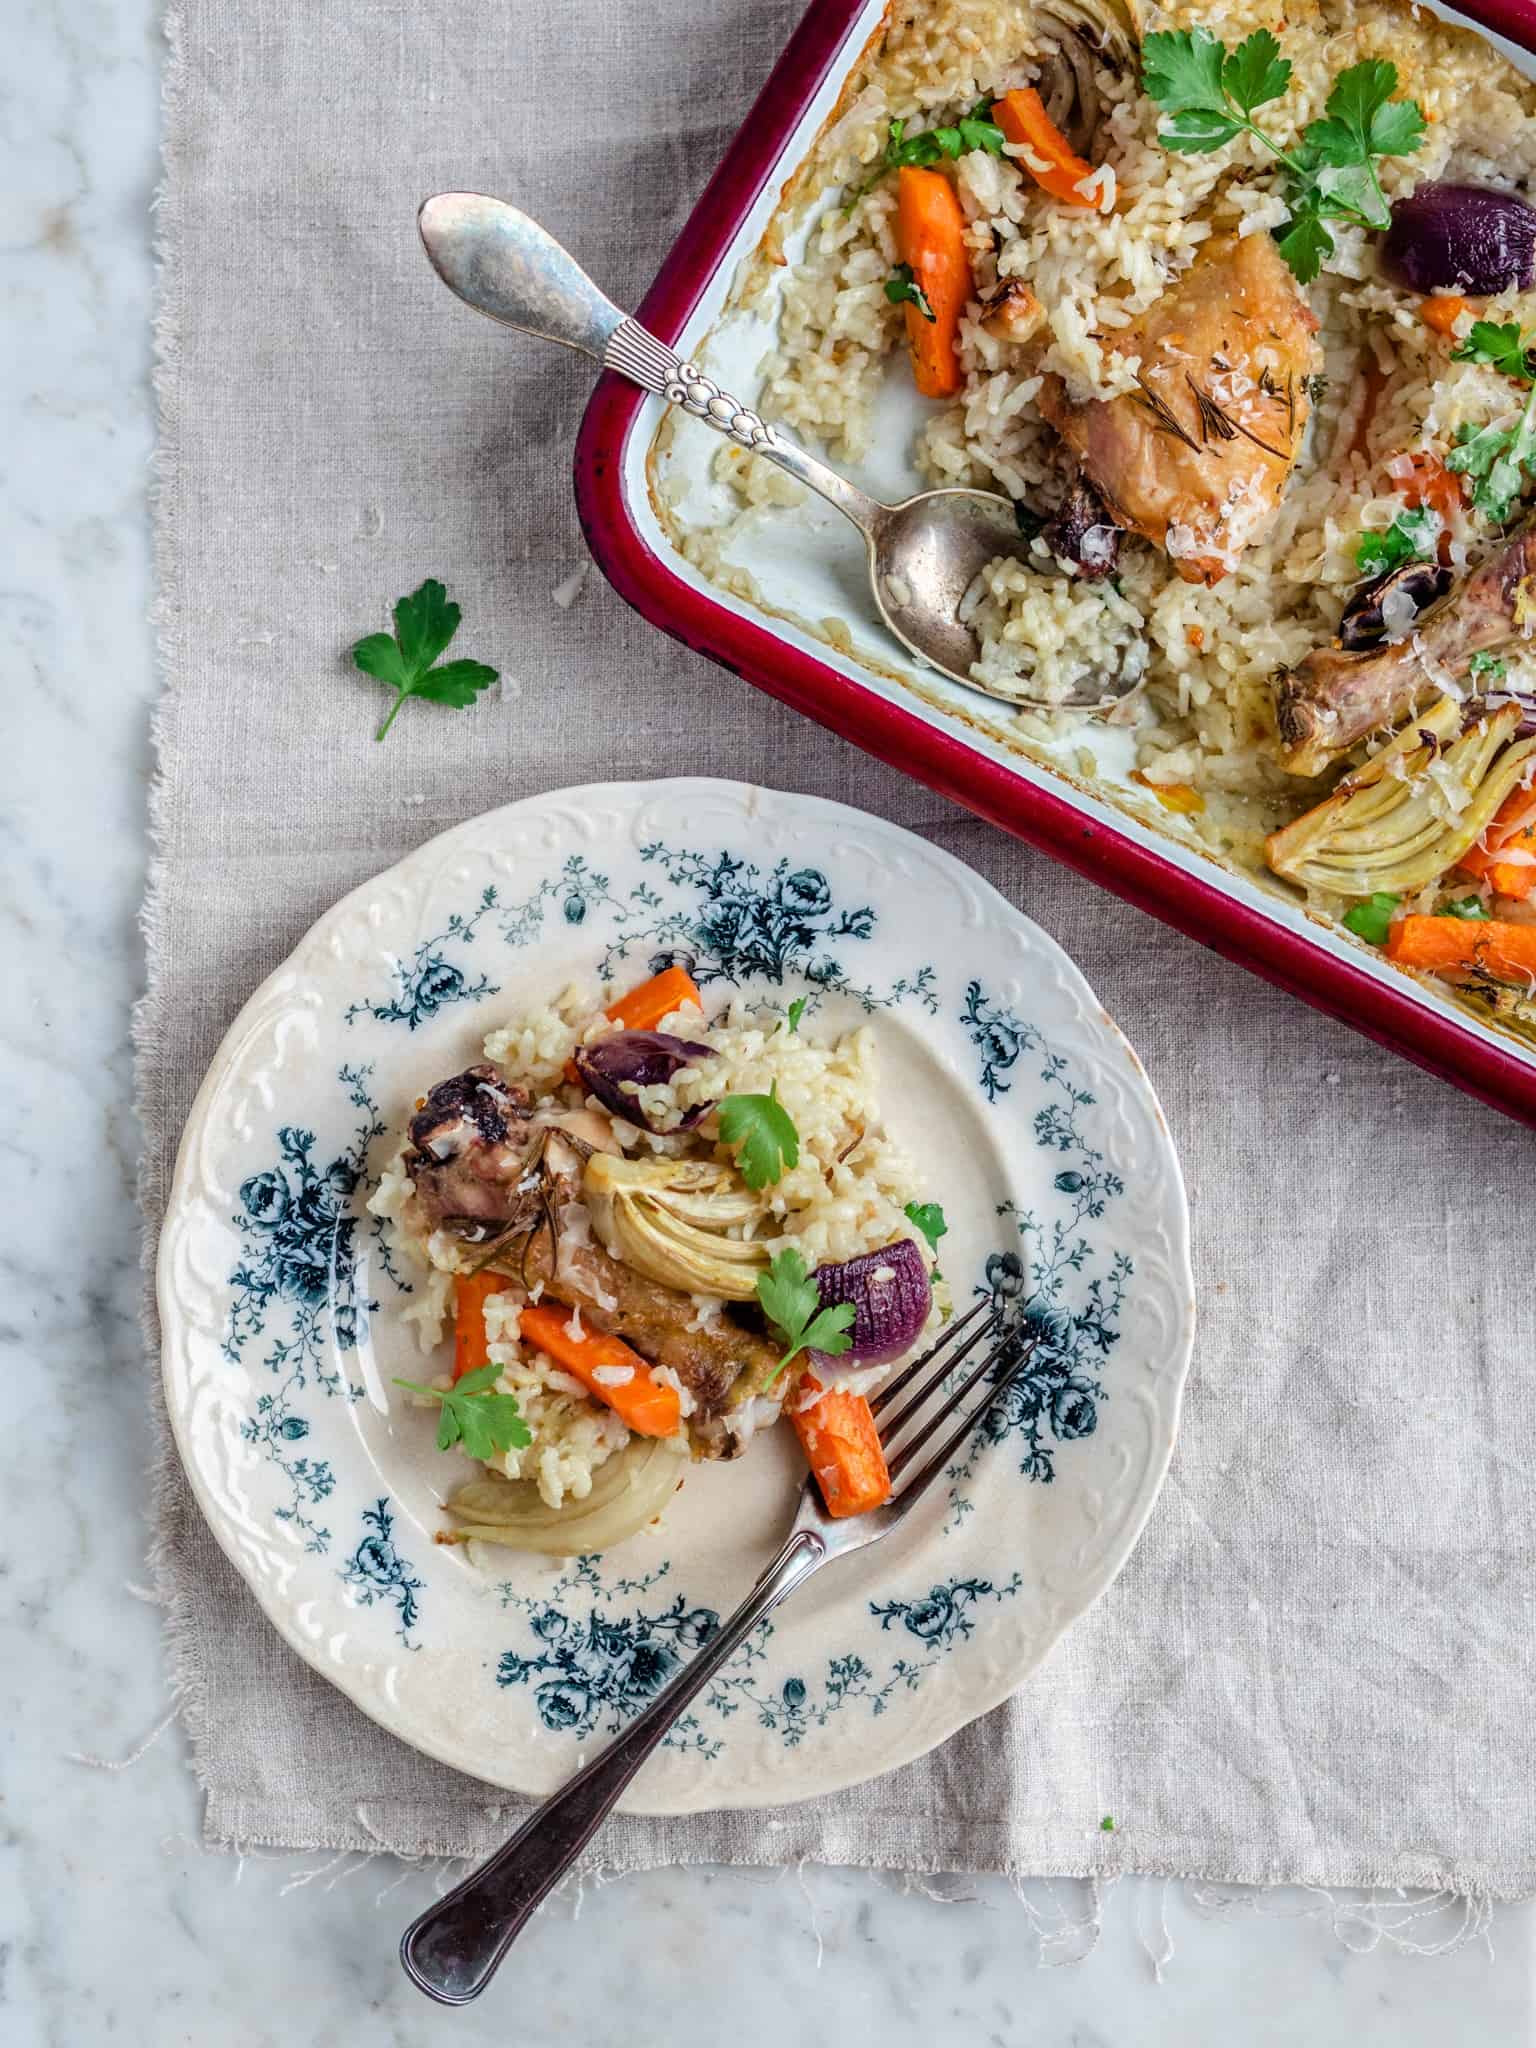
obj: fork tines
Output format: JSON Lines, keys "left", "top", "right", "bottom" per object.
{"left": 870, "top": 1296, "right": 1037, "bottom": 1514}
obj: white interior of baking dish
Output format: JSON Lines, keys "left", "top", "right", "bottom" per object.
{"left": 619, "top": 0, "right": 1536, "bottom": 1078}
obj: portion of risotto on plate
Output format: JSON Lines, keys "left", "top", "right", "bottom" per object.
{"left": 683, "top": 0, "right": 1536, "bottom": 1044}
{"left": 371, "top": 966, "right": 948, "bottom": 1554}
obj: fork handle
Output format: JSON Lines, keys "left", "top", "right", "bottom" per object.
{"left": 399, "top": 1527, "right": 827, "bottom": 2005}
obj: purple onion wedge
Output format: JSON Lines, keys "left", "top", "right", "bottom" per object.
{"left": 572, "top": 1029, "right": 714, "bottom": 1133}
{"left": 811, "top": 1238, "right": 932, "bottom": 1369}
{"left": 1383, "top": 184, "right": 1536, "bottom": 297}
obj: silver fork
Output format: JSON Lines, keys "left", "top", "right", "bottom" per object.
{"left": 399, "top": 1296, "right": 1035, "bottom": 2004}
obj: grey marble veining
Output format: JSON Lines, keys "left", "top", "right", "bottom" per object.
{"left": 1, "top": 1, "right": 1532, "bottom": 2041}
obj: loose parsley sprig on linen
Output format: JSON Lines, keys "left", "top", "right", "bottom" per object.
{"left": 885, "top": 263, "right": 936, "bottom": 322}
{"left": 1141, "top": 31, "right": 1426, "bottom": 284}
{"left": 352, "top": 578, "right": 499, "bottom": 741}
{"left": 717, "top": 1083, "right": 799, "bottom": 1190}
{"left": 1447, "top": 321, "right": 1536, "bottom": 523}
{"left": 755, "top": 1246, "right": 857, "bottom": 1385}
{"left": 392, "top": 1364, "right": 532, "bottom": 1460}
{"left": 1355, "top": 506, "right": 1439, "bottom": 576}
{"left": 845, "top": 99, "right": 1005, "bottom": 210}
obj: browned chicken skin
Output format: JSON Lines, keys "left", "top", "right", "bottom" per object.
{"left": 1276, "top": 517, "right": 1536, "bottom": 774}
{"left": 1038, "top": 233, "right": 1321, "bottom": 585}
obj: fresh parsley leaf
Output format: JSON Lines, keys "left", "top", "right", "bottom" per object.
{"left": 1221, "top": 29, "right": 1292, "bottom": 117}
{"left": 1275, "top": 202, "right": 1334, "bottom": 286}
{"left": 1356, "top": 507, "right": 1438, "bottom": 576}
{"left": 1449, "top": 418, "right": 1518, "bottom": 508}
{"left": 1142, "top": 27, "right": 1230, "bottom": 116}
{"left": 1157, "top": 105, "right": 1245, "bottom": 152}
{"left": 785, "top": 996, "right": 808, "bottom": 1034}
{"left": 1444, "top": 326, "right": 1536, "bottom": 519}
{"left": 1312, "top": 159, "right": 1391, "bottom": 230}
{"left": 844, "top": 101, "right": 1004, "bottom": 209}
{"left": 1452, "top": 320, "right": 1536, "bottom": 382}
{"left": 1286, "top": 62, "right": 1422, "bottom": 244}
{"left": 1470, "top": 650, "right": 1509, "bottom": 682}
{"left": 718, "top": 1083, "right": 800, "bottom": 1190}
{"left": 1440, "top": 895, "right": 1492, "bottom": 920}
{"left": 1342, "top": 891, "right": 1401, "bottom": 945}
{"left": 902, "top": 1201, "right": 949, "bottom": 1255}
{"left": 1449, "top": 393, "right": 1536, "bottom": 524}
{"left": 353, "top": 578, "right": 499, "bottom": 741}
{"left": 755, "top": 1246, "right": 857, "bottom": 1384}
{"left": 956, "top": 106, "right": 1006, "bottom": 153}
{"left": 885, "top": 262, "right": 936, "bottom": 322}
{"left": 1101, "top": 1815, "right": 1116, "bottom": 1832}
{"left": 1143, "top": 37, "right": 1424, "bottom": 283}
{"left": 1321, "top": 59, "right": 1425, "bottom": 164}
{"left": 1367, "top": 94, "right": 1429, "bottom": 161}
{"left": 1142, "top": 29, "right": 1288, "bottom": 152}
{"left": 393, "top": 1364, "right": 531, "bottom": 1460}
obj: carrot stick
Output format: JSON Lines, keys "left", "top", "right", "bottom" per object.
{"left": 1349, "top": 353, "right": 1388, "bottom": 461}
{"left": 1458, "top": 786, "right": 1536, "bottom": 900}
{"left": 895, "top": 166, "right": 971, "bottom": 400}
{"left": 791, "top": 1372, "right": 892, "bottom": 1519}
{"left": 518, "top": 1302, "right": 682, "bottom": 1437}
{"left": 994, "top": 87, "right": 1097, "bottom": 208}
{"left": 1421, "top": 293, "right": 1471, "bottom": 337}
{"left": 565, "top": 965, "right": 706, "bottom": 1084}
{"left": 606, "top": 964, "right": 702, "bottom": 1032}
{"left": 452, "top": 1270, "right": 506, "bottom": 1383}
{"left": 1386, "top": 914, "right": 1536, "bottom": 983}
{"left": 1471, "top": 837, "right": 1536, "bottom": 901}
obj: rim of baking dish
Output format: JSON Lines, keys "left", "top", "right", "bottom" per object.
{"left": 574, "top": 0, "right": 1536, "bottom": 1129}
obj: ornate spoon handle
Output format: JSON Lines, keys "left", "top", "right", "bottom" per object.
{"left": 417, "top": 192, "right": 881, "bottom": 532}
{"left": 399, "top": 1528, "right": 826, "bottom": 2006}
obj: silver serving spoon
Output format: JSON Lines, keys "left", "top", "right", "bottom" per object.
{"left": 418, "top": 192, "right": 1123, "bottom": 709}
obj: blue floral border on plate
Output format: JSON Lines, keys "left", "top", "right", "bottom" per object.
{"left": 220, "top": 840, "right": 1130, "bottom": 1709}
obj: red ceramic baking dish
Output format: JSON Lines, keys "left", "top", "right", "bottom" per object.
{"left": 575, "top": 0, "right": 1536, "bottom": 1127}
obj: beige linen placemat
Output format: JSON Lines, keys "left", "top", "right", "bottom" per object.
{"left": 142, "top": 0, "right": 1536, "bottom": 1888}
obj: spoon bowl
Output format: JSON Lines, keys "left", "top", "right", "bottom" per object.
{"left": 869, "top": 488, "right": 1033, "bottom": 691}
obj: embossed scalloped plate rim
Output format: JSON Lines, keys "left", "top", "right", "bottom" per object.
{"left": 157, "top": 778, "right": 1195, "bottom": 1813}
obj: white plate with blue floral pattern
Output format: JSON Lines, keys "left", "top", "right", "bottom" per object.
{"left": 158, "top": 778, "right": 1194, "bottom": 1812}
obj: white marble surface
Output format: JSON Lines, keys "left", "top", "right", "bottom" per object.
{"left": 3, "top": 2, "right": 1534, "bottom": 2041}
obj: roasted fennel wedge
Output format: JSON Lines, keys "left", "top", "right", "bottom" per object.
{"left": 442, "top": 1434, "right": 687, "bottom": 1553}
{"left": 583, "top": 1154, "right": 768, "bottom": 1301}
{"left": 1265, "top": 699, "right": 1536, "bottom": 898}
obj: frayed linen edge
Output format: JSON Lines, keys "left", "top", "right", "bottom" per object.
{"left": 193, "top": 1799, "right": 1534, "bottom": 1906}
{"left": 182, "top": 1825, "right": 1511, "bottom": 1962}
